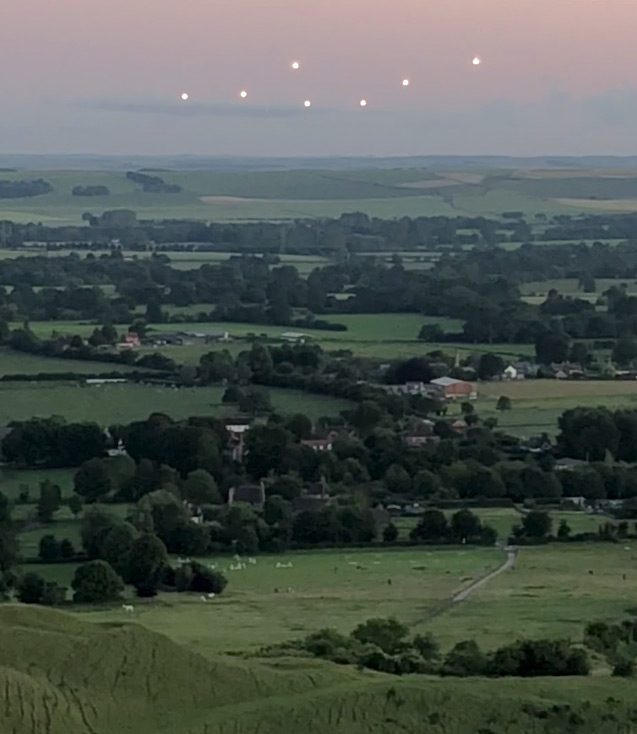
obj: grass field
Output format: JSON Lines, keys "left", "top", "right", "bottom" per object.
{"left": 0, "top": 467, "right": 75, "bottom": 501}
{"left": 475, "top": 379, "right": 637, "bottom": 436}
{"left": 0, "top": 347, "right": 140, "bottom": 376}
{"left": 78, "top": 546, "right": 500, "bottom": 656}
{"left": 2, "top": 167, "right": 633, "bottom": 224}
{"left": 0, "top": 383, "right": 351, "bottom": 425}
{"left": 427, "top": 544, "right": 637, "bottom": 650}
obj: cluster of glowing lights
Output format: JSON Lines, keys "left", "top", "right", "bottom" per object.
{"left": 179, "top": 57, "right": 481, "bottom": 106}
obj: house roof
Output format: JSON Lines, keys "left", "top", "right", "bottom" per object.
{"left": 281, "top": 332, "right": 306, "bottom": 339}
{"left": 231, "top": 485, "right": 265, "bottom": 505}
{"left": 431, "top": 376, "right": 468, "bottom": 387}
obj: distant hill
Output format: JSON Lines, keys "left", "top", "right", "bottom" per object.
{"left": 4, "top": 153, "right": 637, "bottom": 171}
{"left": 1, "top": 604, "right": 637, "bottom": 733}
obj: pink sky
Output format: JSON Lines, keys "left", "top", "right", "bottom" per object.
{"left": 2, "top": 0, "right": 637, "bottom": 154}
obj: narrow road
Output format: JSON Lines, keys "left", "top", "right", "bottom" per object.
{"left": 451, "top": 545, "right": 517, "bottom": 604}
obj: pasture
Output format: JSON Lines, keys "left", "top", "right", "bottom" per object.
{"left": 475, "top": 379, "right": 637, "bottom": 436}
{"left": 77, "top": 546, "right": 501, "bottom": 656}
{"left": 427, "top": 543, "right": 637, "bottom": 650}
{"left": 0, "top": 383, "right": 351, "bottom": 425}
{"left": 1, "top": 167, "right": 634, "bottom": 224}
{"left": 0, "top": 347, "right": 139, "bottom": 376}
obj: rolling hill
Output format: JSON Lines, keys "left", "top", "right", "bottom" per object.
{"left": 1, "top": 604, "right": 637, "bottom": 733}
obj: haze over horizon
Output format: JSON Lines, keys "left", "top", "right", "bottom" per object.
{"left": 3, "top": 0, "right": 637, "bottom": 157}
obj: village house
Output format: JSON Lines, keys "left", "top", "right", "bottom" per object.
{"left": 403, "top": 419, "right": 439, "bottom": 448}
{"left": 301, "top": 431, "right": 338, "bottom": 452}
{"left": 430, "top": 376, "right": 477, "bottom": 400}
{"left": 227, "top": 482, "right": 266, "bottom": 511}
{"left": 119, "top": 332, "right": 140, "bottom": 349}
{"left": 292, "top": 477, "right": 330, "bottom": 513}
{"left": 225, "top": 419, "right": 251, "bottom": 462}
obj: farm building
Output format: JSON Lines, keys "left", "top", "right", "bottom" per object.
{"left": 430, "top": 376, "right": 477, "bottom": 400}
{"left": 281, "top": 332, "right": 307, "bottom": 344}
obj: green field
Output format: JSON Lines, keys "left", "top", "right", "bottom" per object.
{"left": 3, "top": 167, "right": 634, "bottom": 224}
{"left": 0, "top": 383, "right": 351, "bottom": 425}
{"left": 0, "top": 467, "right": 75, "bottom": 501}
{"left": 476, "top": 379, "right": 637, "bottom": 436}
{"left": 427, "top": 544, "right": 637, "bottom": 650}
{"left": 0, "top": 347, "right": 140, "bottom": 376}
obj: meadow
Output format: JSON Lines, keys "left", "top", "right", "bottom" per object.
{"left": 475, "top": 379, "right": 637, "bottom": 436}
{"left": 0, "top": 383, "right": 351, "bottom": 425}
{"left": 3, "top": 166, "right": 636, "bottom": 224}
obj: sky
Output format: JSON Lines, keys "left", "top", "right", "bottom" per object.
{"left": 2, "top": 0, "right": 637, "bottom": 156}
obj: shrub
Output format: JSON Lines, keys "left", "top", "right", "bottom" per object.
{"left": 60, "top": 538, "right": 76, "bottom": 560}
{"left": 351, "top": 617, "right": 410, "bottom": 655}
{"left": 442, "top": 640, "right": 488, "bottom": 677}
{"left": 383, "top": 523, "right": 398, "bottom": 543}
{"left": 16, "top": 572, "right": 65, "bottom": 606}
{"left": 613, "top": 658, "right": 635, "bottom": 677}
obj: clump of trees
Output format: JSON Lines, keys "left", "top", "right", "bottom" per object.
{"left": 269, "top": 616, "right": 590, "bottom": 678}
{"left": 410, "top": 508, "right": 496, "bottom": 546}
{"left": 72, "top": 185, "right": 110, "bottom": 197}
{"left": 0, "top": 179, "right": 52, "bottom": 199}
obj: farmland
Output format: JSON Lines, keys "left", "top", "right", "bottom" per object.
{"left": 0, "top": 383, "right": 351, "bottom": 425}
{"left": 4, "top": 166, "right": 637, "bottom": 224}
{"left": 475, "top": 379, "right": 637, "bottom": 436}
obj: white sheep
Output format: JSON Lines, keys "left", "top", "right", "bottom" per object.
{"left": 207, "top": 592, "right": 216, "bottom": 599}
{"left": 122, "top": 604, "right": 134, "bottom": 613}
{"left": 200, "top": 596, "right": 207, "bottom": 602}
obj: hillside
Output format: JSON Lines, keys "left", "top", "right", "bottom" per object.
{"left": 1, "top": 605, "right": 637, "bottom": 733}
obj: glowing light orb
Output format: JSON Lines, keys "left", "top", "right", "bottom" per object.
{"left": 402, "top": 78, "right": 410, "bottom": 87}
{"left": 180, "top": 92, "right": 190, "bottom": 101}
{"left": 239, "top": 90, "right": 248, "bottom": 99}
{"left": 291, "top": 61, "right": 300, "bottom": 70}
{"left": 359, "top": 99, "right": 368, "bottom": 107}
{"left": 303, "top": 100, "right": 311, "bottom": 108}
{"left": 472, "top": 56, "right": 481, "bottom": 66}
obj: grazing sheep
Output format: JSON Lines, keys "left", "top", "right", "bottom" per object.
{"left": 122, "top": 604, "right": 134, "bottom": 613}
{"left": 200, "top": 596, "right": 207, "bottom": 602}
{"left": 207, "top": 593, "right": 216, "bottom": 599}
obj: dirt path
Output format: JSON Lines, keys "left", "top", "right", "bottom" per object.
{"left": 451, "top": 545, "right": 517, "bottom": 604}
{"left": 416, "top": 545, "right": 517, "bottom": 626}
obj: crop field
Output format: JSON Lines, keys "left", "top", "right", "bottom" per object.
{"left": 0, "top": 383, "right": 351, "bottom": 425}
{"left": 2, "top": 167, "right": 635, "bottom": 224}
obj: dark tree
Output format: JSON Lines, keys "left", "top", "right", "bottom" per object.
{"left": 37, "top": 480, "right": 61, "bottom": 523}
{"left": 39, "top": 534, "right": 61, "bottom": 562}
{"left": 72, "top": 560, "right": 124, "bottom": 603}
{"left": 478, "top": 353, "right": 505, "bottom": 380}
{"left": 127, "top": 534, "right": 168, "bottom": 597}
{"left": 496, "top": 396, "right": 512, "bottom": 411}
{"left": 74, "top": 458, "right": 112, "bottom": 502}
{"left": 383, "top": 522, "right": 398, "bottom": 543}
{"left": 410, "top": 510, "right": 448, "bottom": 542}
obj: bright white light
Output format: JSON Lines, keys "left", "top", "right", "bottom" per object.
{"left": 303, "top": 100, "right": 311, "bottom": 108}
{"left": 180, "top": 92, "right": 190, "bottom": 101}
{"left": 402, "top": 78, "right": 410, "bottom": 87}
{"left": 359, "top": 99, "right": 368, "bottom": 107}
{"left": 472, "top": 56, "right": 481, "bottom": 66}
{"left": 291, "top": 61, "right": 300, "bottom": 70}
{"left": 239, "top": 90, "right": 248, "bottom": 99}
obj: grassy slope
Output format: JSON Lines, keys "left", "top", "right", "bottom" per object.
{"left": 1, "top": 605, "right": 637, "bottom": 733}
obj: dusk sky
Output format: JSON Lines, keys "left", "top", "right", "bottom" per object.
{"left": 3, "top": 0, "right": 637, "bottom": 156}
